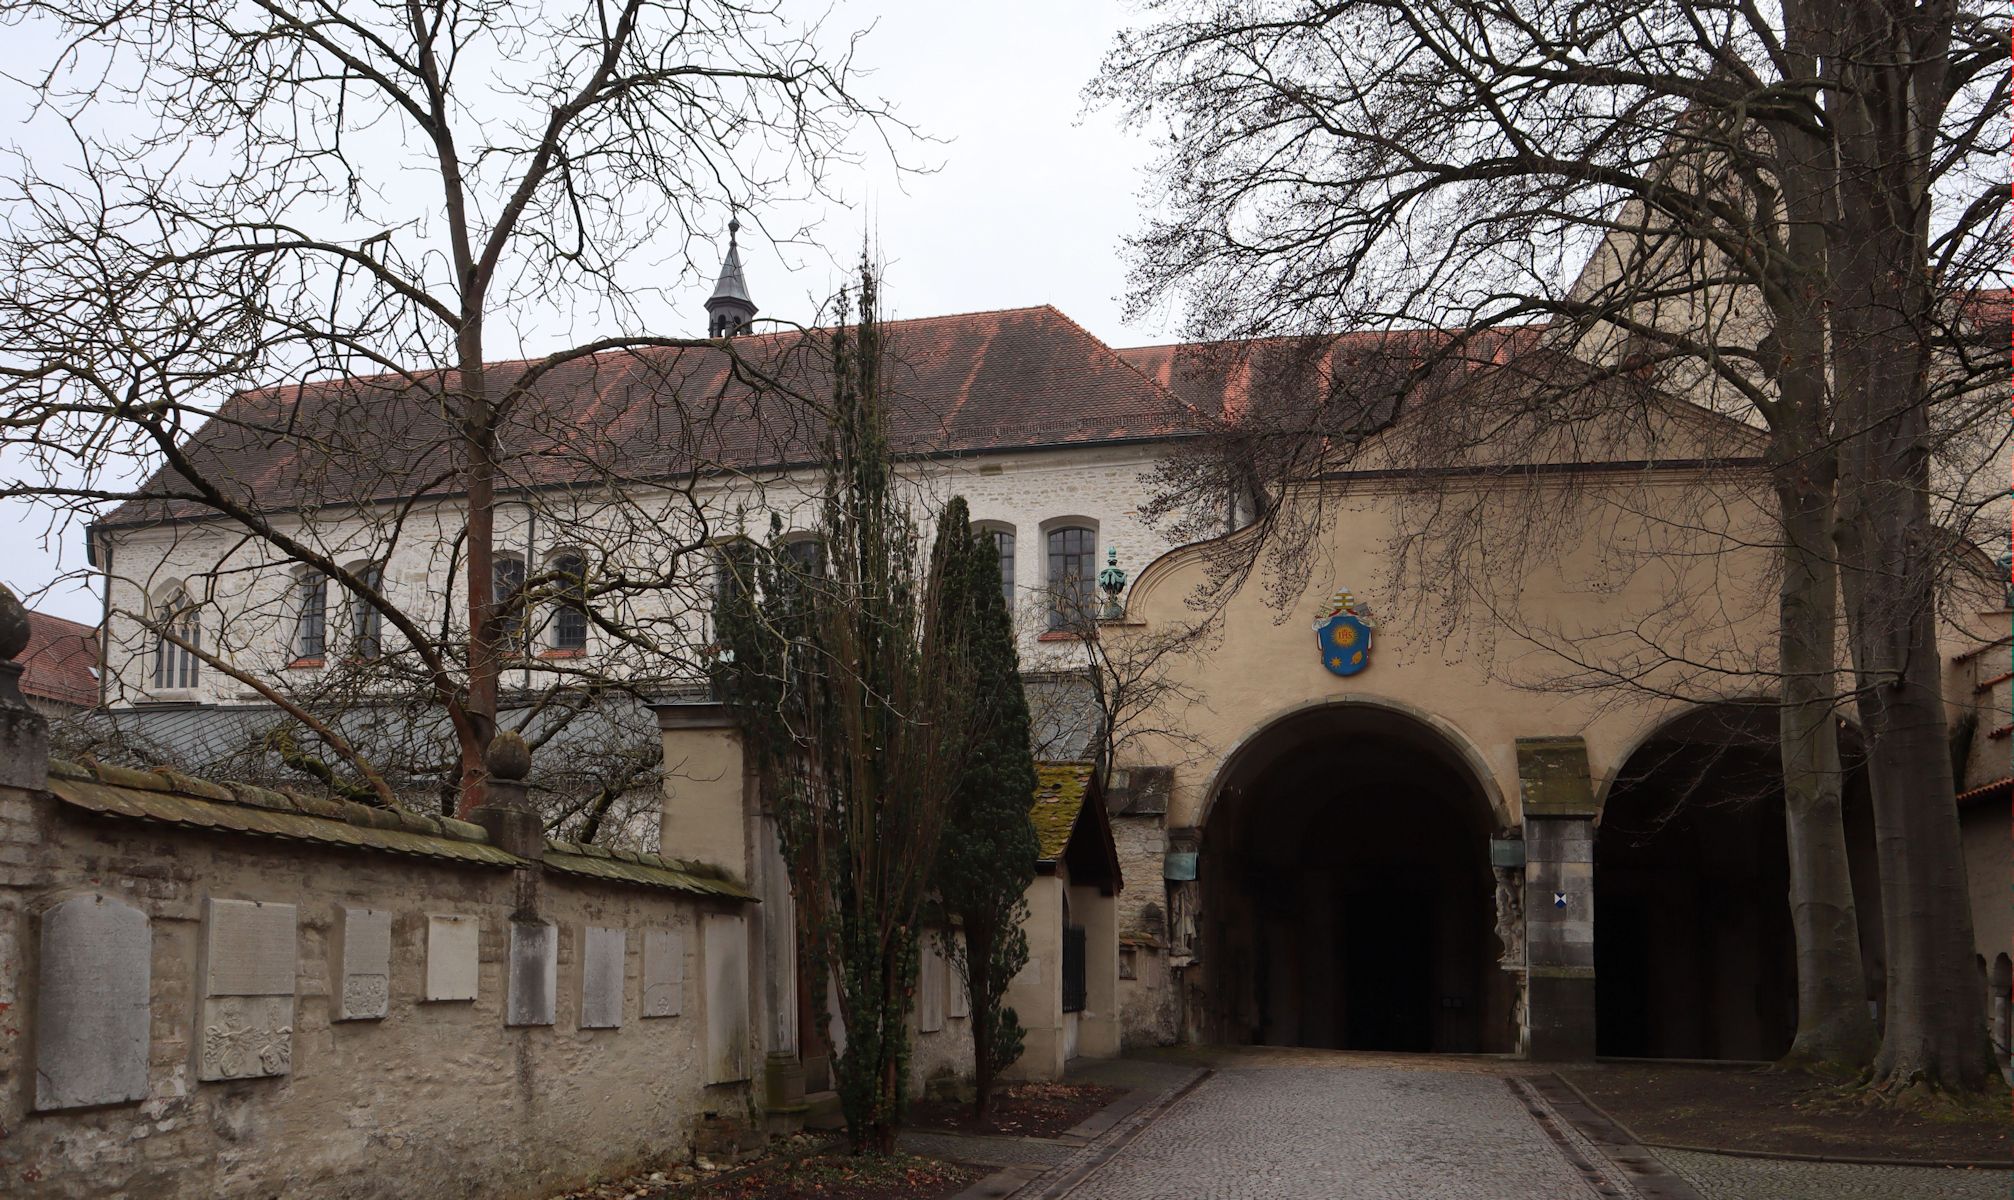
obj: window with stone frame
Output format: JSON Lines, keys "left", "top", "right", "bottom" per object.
{"left": 493, "top": 554, "right": 527, "bottom": 647}
{"left": 781, "top": 534, "right": 825, "bottom": 577}
{"left": 549, "top": 552, "right": 588, "bottom": 652}
{"left": 294, "top": 572, "right": 327, "bottom": 660}
{"left": 152, "top": 587, "right": 200, "bottom": 690}
{"left": 350, "top": 563, "right": 385, "bottom": 659}
{"left": 991, "top": 527, "right": 1016, "bottom": 611}
{"left": 1046, "top": 524, "right": 1096, "bottom": 629}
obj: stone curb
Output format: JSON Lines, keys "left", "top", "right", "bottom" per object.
{"left": 1550, "top": 1070, "right": 2014, "bottom": 1172}
{"left": 948, "top": 1067, "right": 1212, "bottom": 1200}
{"left": 1513, "top": 1075, "right": 1704, "bottom": 1200}
{"left": 1017, "top": 1068, "right": 1213, "bottom": 1200}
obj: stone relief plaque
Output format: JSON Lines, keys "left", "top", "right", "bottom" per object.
{"left": 506, "top": 920, "right": 556, "bottom": 1027}
{"left": 200, "top": 898, "right": 297, "bottom": 1081}
{"left": 580, "top": 926, "right": 626, "bottom": 1030}
{"left": 425, "top": 914, "right": 480, "bottom": 1002}
{"left": 337, "top": 906, "right": 393, "bottom": 1020}
{"left": 641, "top": 929, "right": 683, "bottom": 1018}
{"left": 202, "top": 995, "right": 295, "bottom": 1080}
{"left": 34, "top": 893, "right": 151, "bottom": 1111}
{"left": 945, "top": 933, "right": 969, "bottom": 1019}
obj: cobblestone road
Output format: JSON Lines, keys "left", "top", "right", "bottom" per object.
{"left": 1060, "top": 1065, "right": 1628, "bottom": 1199}
{"left": 1656, "top": 1148, "right": 2010, "bottom": 1200}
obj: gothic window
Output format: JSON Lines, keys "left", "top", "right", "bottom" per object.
{"left": 152, "top": 587, "right": 200, "bottom": 690}
{"left": 294, "top": 572, "right": 327, "bottom": 659}
{"left": 350, "top": 563, "right": 384, "bottom": 659}
{"left": 1046, "top": 524, "right": 1095, "bottom": 629}
{"left": 992, "top": 528, "right": 1016, "bottom": 610}
{"left": 781, "top": 535, "right": 825, "bottom": 577}
{"left": 493, "top": 554, "right": 527, "bottom": 647}
{"left": 549, "top": 552, "right": 588, "bottom": 652}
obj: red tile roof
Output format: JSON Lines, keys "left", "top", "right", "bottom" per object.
{"left": 108, "top": 306, "right": 1186, "bottom": 526}
{"left": 20, "top": 610, "right": 98, "bottom": 709}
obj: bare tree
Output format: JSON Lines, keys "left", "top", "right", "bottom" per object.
{"left": 1092, "top": 0, "right": 2007, "bottom": 1092}
{"left": 0, "top": 0, "right": 906, "bottom": 813}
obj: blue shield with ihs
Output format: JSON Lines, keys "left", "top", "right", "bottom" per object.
{"left": 1316, "top": 611, "right": 1373, "bottom": 677}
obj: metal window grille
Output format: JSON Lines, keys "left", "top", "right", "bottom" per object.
{"left": 1046, "top": 526, "right": 1095, "bottom": 629}
{"left": 295, "top": 575, "right": 326, "bottom": 658}
{"left": 351, "top": 564, "right": 383, "bottom": 658}
{"left": 993, "top": 529, "right": 1015, "bottom": 610}
{"left": 1062, "top": 924, "right": 1088, "bottom": 1014}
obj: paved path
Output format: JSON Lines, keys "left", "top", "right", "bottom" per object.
{"left": 1059, "top": 1063, "right": 1633, "bottom": 1199}
{"left": 1044, "top": 1050, "right": 2011, "bottom": 1200}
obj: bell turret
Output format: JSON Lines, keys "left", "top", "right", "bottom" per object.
{"left": 705, "top": 217, "right": 758, "bottom": 338}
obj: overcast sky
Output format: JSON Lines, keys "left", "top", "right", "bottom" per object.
{"left": 0, "top": 0, "right": 1167, "bottom": 625}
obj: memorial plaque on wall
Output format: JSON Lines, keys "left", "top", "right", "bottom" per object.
{"left": 580, "top": 926, "right": 626, "bottom": 1029}
{"left": 945, "top": 932, "right": 969, "bottom": 1019}
{"left": 336, "top": 907, "right": 393, "bottom": 1021}
{"left": 507, "top": 920, "right": 557, "bottom": 1027}
{"left": 200, "top": 898, "right": 298, "bottom": 1081}
{"left": 702, "top": 914, "right": 750, "bottom": 1084}
{"left": 34, "top": 894, "right": 151, "bottom": 1111}
{"left": 918, "top": 934, "right": 946, "bottom": 1033}
{"left": 425, "top": 914, "right": 480, "bottom": 1001}
{"left": 641, "top": 929, "right": 683, "bottom": 1018}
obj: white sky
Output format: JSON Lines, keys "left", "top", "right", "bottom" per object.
{"left": 0, "top": 0, "right": 1167, "bottom": 625}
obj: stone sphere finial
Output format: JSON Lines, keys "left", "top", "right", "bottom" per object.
{"left": 486, "top": 730, "right": 531, "bottom": 781}
{"left": 0, "top": 583, "right": 30, "bottom": 663}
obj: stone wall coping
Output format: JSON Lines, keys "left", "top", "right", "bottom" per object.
{"left": 41, "top": 757, "right": 755, "bottom": 900}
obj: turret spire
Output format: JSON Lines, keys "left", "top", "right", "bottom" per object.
{"left": 705, "top": 216, "right": 758, "bottom": 338}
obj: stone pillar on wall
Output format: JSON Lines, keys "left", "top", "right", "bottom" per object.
{"left": 1072, "top": 884, "right": 1121, "bottom": 1059}
{"left": 655, "top": 700, "right": 748, "bottom": 877}
{"left": 0, "top": 585, "right": 50, "bottom": 1129}
{"left": 1515, "top": 736, "right": 1598, "bottom": 1061}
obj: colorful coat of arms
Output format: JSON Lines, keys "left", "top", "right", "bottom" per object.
{"left": 1314, "top": 590, "right": 1375, "bottom": 677}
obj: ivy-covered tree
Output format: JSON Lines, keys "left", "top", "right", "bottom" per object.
{"left": 931, "top": 496, "right": 1039, "bottom": 1123}
{"left": 711, "top": 264, "right": 973, "bottom": 1154}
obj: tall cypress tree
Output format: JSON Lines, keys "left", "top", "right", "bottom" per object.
{"left": 932, "top": 495, "right": 1040, "bottom": 1122}
{"left": 713, "top": 265, "right": 974, "bottom": 1153}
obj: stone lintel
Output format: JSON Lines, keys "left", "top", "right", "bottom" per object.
{"left": 1515, "top": 736, "right": 1597, "bottom": 818}
{"left": 652, "top": 699, "right": 735, "bottom": 732}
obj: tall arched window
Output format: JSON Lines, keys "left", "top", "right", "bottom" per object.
{"left": 152, "top": 587, "right": 200, "bottom": 690}
{"left": 493, "top": 554, "right": 527, "bottom": 647}
{"left": 350, "top": 563, "right": 384, "bottom": 659}
{"left": 549, "top": 552, "right": 588, "bottom": 653}
{"left": 294, "top": 572, "right": 327, "bottom": 660}
{"left": 781, "top": 534, "right": 825, "bottom": 577}
{"left": 1045, "top": 524, "right": 1096, "bottom": 629}
{"left": 977, "top": 524, "right": 1016, "bottom": 611}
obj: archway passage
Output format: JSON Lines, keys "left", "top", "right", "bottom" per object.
{"left": 1199, "top": 705, "right": 1513, "bottom": 1053}
{"left": 1595, "top": 706, "right": 1878, "bottom": 1060}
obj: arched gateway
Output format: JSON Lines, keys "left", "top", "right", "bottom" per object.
{"left": 1189, "top": 702, "right": 1517, "bottom": 1053}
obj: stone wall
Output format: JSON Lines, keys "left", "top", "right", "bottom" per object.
{"left": 0, "top": 757, "right": 760, "bottom": 1200}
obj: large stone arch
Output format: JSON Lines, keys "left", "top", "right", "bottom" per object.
{"left": 1592, "top": 701, "right": 1881, "bottom": 1059}
{"left": 1185, "top": 700, "right": 1517, "bottom": 1053}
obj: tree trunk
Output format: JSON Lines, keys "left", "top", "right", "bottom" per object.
{"left": 1774, "top": 465, "right": 1878, "bottom": 1068}
{"left": 1825, "top": 0, "right": 1986, "bottom": 1092}
{"left": 968, "top": 921, "right": 996, "bottom": 1124}
{"left": 459, "top": 344, "right": 498, "bottom": 816}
